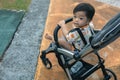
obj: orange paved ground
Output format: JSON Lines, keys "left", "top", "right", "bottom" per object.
{"left": 35, "top": 0, "right": 120, "bottom": 80}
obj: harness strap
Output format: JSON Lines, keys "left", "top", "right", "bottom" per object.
{"left": 73, "top": 28, "right": 87, "bottom": 45}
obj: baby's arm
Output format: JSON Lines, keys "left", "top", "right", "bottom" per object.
{"left": 45, "top": 33, "right": 73, "bottom": 50}
{"left": 58, "top": 20, "right": 74, "bottom": 50}
{"left": 58, "top": 20, "right": 69, "bottom": 37}
{"left": 45, "top": 20, "right": 67, "bottom": 41}
{"left": 45, "top": 20, "right": 73, "bottom": 51}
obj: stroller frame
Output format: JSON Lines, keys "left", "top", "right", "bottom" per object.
{"left": 40, "top": 17, "right": 118, "bottom": 80}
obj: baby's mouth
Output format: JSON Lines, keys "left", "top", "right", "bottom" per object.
{"left": 74, "top": 23, "right": 79, "bottom": 26}
{"left": 74, "top": 22, "right": 78, "bottom": 24}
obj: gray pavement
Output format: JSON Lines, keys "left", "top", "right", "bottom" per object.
{"left": 0, "top": 0, "right": 50, "bottom": 80}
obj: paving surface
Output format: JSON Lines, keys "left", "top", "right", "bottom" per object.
{"left": 35, "top": 0, "right": 120, "bottom": 80}
{"left": 0, "top": 0, "right": 50, "bottom": 80}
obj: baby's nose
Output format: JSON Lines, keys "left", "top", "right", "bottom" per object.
{"left": 74, "top": 17, "right": 79, "bottom": 21}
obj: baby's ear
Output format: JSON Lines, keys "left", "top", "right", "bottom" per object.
{"left": 87, "top": 19, "right": 91, "bottom": 24}
{"left": 86, "top": 20, "right": 90, "bottom": 25}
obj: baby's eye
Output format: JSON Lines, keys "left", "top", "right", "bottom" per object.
{"left": 79, "top": 18, "right": 84, "bottom": 20}
{"left": 73, "top": 16, "right": 76, "bottom": 18}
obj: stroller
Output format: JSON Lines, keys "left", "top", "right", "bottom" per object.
{"left": 40, "top": 13, "right": 120, "bottom": 80}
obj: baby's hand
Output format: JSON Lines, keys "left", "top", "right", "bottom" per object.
{"left": 58, "top": 20, "right": 65, "bottom": 27}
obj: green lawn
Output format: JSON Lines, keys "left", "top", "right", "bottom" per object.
{"left": 0, "top": 0, "right": 31, "bottom": 10}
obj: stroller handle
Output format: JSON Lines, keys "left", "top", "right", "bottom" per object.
{"left": 40, "top": 18, "right": 73, "bottom": 69}
{"left": 53, "top": 18, "right": 73, "bottom": 46}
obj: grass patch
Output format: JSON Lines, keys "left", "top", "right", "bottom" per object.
{"left": 0, "top": 0, "right": 31, "bottom": 10}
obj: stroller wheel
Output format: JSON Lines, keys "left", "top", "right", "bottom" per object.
{"left": 104, "top": 69, "right": 117, "bottom": 80}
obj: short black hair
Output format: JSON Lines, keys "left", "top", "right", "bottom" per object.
{"left": 73, "top": 3, "right": 95, "bottom": 21}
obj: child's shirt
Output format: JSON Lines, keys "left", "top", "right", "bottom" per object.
{"left": 66, "top": 26, "right": 93, "bottom": 50}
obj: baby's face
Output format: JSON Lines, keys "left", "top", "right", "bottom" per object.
{"left": 73, "top": 11, "right": 89, "bottom": 28}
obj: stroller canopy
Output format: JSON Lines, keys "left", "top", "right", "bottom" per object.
{"left": 91, "top": 13, "right": 120, "bottom": 49}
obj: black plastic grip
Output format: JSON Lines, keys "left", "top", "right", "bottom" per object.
{"left": 40, "top": 51, "right": 52, "bottom": 69}
{"left": 65, "top": 18, "right": 73, "bottom": 24}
